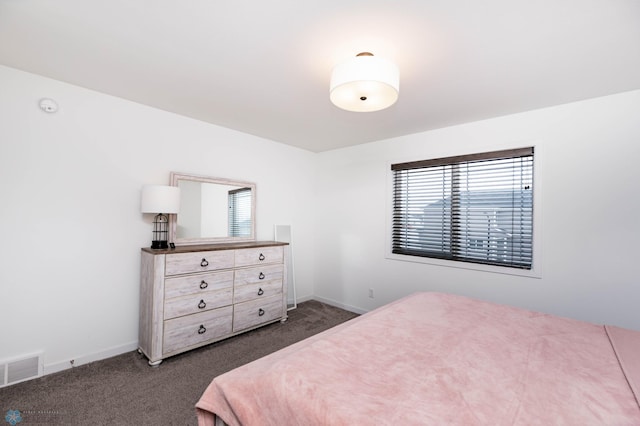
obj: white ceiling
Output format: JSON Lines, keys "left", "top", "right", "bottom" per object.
{"left": 1, "top": 1, "right": 639, "bottom": 152}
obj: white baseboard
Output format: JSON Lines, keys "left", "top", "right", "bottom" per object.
{"left": 295, "top": 295, "right": 313, "bottom": 304}
{"left": 36, "top": 299, "right": 361, "bottom": 379}
{"left": 310, "top": 295, "right": 368, "bottom": 315}
{"left": 44, "top": 341, "right": 138, "bottom": 376}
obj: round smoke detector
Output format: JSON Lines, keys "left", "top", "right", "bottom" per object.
{"left": 39, "top": 98, "right": 59, "bottom": 113}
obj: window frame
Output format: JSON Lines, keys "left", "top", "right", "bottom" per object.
{"left": 385, "top": 146, "right": 542, "bottom": 279}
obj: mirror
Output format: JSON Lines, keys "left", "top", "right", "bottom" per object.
{"left": 169, "top": 172, "right": 256, "bottom": 245}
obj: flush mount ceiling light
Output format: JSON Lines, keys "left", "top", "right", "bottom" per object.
{"left": 329, "top": 52, "right": 399, "bottom": 112}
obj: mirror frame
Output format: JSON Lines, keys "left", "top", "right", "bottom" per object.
{"left": 169, "top": 172, "right": 256, "bottom": 245}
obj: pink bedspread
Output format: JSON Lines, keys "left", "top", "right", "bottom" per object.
{"left": 196, "top": 292, "right": 640, "bottom": 425}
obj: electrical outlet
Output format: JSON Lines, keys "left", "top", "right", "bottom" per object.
{"left": 368, "top": 288, "right": 374, "bottom": 298}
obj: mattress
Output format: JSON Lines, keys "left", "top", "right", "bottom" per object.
{"left": 196, "top": 292, "right": 640, "bottom": 425}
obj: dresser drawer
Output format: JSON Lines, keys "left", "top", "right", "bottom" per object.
{"left": 165, "top": 271, "right": 233, "bottom": 299}
{"left": 235, "top": 246, "right": 283, "bottom": 267}
{"left": 234, "top": 264, "right": 283, "bottom": 286}
{"left": 233, "top": 294, "right": 283, "bottom": 332}
{"left": 165, "top": 250, "right": 234, "bottom": 276}
{"left": 234, "top": 280, "right": 282, "bottom": 304}
{"left": 164, "top": 288, "right": 232, "bottom": 320}
{"left": 163, "top": 306, "right": 233, "bottom": 354}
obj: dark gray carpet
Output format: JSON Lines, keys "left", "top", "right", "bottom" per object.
{"left": 0, "top": 300, "right": 358, "bottom": 425}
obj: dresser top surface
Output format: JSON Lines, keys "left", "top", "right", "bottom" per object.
{"left": 141, "top": 240, "right": 288, "bottom": 255}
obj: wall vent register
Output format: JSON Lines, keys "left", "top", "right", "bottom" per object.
{"left": 0, "top": 353, "right": 42, "bottom": 388}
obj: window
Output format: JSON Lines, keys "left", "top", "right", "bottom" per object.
{"left": 228, "top": 187, "right": 252, "bottom": 237}
{"left": 391, "top": 148, "right": 534, "bottom": 269}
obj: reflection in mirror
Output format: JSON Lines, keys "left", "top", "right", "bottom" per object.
{"left": 169, "top": 172, "right": 256, "bottom": 245}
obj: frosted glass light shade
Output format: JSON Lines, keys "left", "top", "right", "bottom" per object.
{"left": 330, "top": 53, "right": 399, "bottom": 112}
{"left": 141, "top": 185, "right": 181, "bottom": 214}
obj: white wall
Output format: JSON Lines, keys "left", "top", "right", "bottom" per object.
{"left": 315, "top": 89, "right": 640, "bottom": 331}
{"left": 0, "top": 65, "right": 317, "bottom": 373}
{"left": 2, "top": 62, "right": 639, "bottom": 378}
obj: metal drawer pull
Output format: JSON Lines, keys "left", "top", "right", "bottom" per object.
{"left": 200, "top": 258, "right": 209, "bottom": 267}
{"left": 199, "top": 280, "right": 208, "bottom": 289}
{"left": 258, "top": 308, "right": 265, "bottom": 316}
{"left": 258, "top": 253, "right": 265, "bottom": 261}
{"left": 198, "top": 300, "right": 206, "bottom": 309}
{"left": 259, "top": 272, "right": 265, "bottom": 280}
{"left": 198, "top": 325, "right": 206, "bottom": 334}
{"left": 258, "top": 288, "right": 264, "bottom": 296}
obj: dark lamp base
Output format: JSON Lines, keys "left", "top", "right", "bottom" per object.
{"left": 151, "top": 240, "right": 169, "bottom": 250}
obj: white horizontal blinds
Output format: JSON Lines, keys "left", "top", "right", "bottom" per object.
{"left": 392, "top": 147, "right": 534, "bottom": 269}
{"left": 228, "top": 188, "right": 252, "bottom": 237}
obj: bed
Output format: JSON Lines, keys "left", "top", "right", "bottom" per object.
{"left": 196, "top": 292, "right": 640, "bottom": 425}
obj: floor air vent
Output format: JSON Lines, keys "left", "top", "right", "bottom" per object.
{"left": 1, "top": 353, "right": 43, "bottom": 387}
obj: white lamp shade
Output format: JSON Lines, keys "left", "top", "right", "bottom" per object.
{"left": 330, "top": 54, "right": 399, "bottom": 112}
{"left": 141, "top": 185, "right": 181, "bottom": 214}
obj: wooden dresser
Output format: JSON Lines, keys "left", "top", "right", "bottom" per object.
{"left": 138, "top": 241, "right": 288, "bottom": 365}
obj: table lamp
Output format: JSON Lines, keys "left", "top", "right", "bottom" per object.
{"left": 141, "top": 185, "right": 180, "bottom": 249}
